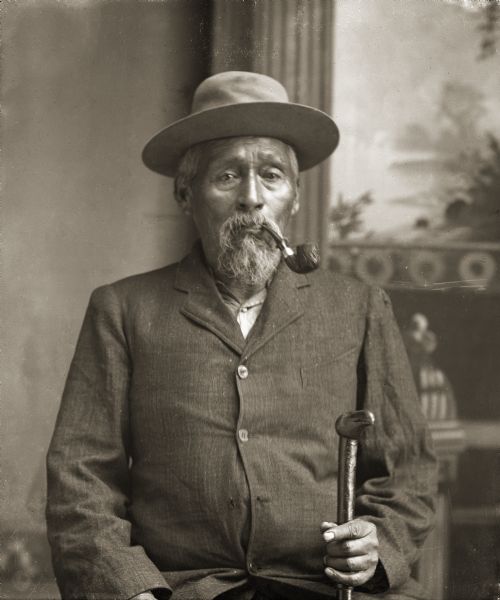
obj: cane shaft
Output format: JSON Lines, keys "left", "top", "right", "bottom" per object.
{"left": 336, "top": 439, "right": 358, "bottom": 600}
{"left": 337, "top": 439, "right": 358, "bottom": 524}
{"left": 337, "top": 586, "right": 352, "bottom": 600}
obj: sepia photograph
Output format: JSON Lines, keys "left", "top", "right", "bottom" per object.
{"left": 1, "top": 1, "right": 499, "bottom": 599}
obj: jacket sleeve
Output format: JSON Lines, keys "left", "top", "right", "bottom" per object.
{"left": 355, "top": 286, "right": 438, "bottom": 592}
{"left": 46, "top": 285, "right": 171, "bottom": 600}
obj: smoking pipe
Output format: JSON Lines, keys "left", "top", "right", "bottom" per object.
{"left": 260, "top": 222, "right": 320, "bottom": 273}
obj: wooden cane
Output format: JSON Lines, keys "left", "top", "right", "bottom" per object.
{"left": 335, "top": 410, "right": 375, "bottom": 600}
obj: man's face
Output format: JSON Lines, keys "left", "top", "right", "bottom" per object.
{"left": 182, "top": 137, "right": 300, "bottom": 283}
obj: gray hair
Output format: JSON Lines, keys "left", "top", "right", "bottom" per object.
{"left": 174, "top": 138, "right": 299, "bottom": 205}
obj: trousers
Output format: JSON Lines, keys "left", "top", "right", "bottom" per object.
{"left": 217, "top": 586, "right": 420, "bottom": 600}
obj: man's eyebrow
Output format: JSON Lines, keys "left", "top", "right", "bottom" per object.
{"left": 254, "top": 154, "right": 293, "bottom": 172}
{"left": 256, "top": 150, "right": 287, "bottom": 163}
{"left": 207, "top": 151, "right": 290, "bottom": 170}
{"left": 207, "top": 155, "right": 243, "bottom": 168}
{"left": 260, "top": 158, "right": 287, "bottom": 168}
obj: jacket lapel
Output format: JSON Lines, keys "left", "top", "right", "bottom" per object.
{"left": 243, "top": 263, "right": 309, "bottom": 360}
{"left": 175, "top": 243, "right": 245, "bottom": 354}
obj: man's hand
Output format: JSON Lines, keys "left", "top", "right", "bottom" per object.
{"left": 321, "top": 519, "right": 379, "bottom": 588}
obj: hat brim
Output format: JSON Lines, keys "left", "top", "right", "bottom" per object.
{"left": 142, "top": 102, "right": 339, "bottom": 177}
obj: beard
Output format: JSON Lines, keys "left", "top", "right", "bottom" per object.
{"left": 217, "top": 212, "right": 281, "bottom": 287}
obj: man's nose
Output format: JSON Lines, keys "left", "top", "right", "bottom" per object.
{"left": 238, "top": 173, "right": 264, "bottom": 211}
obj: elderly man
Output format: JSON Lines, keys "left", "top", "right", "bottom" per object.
{"left": 46, "top": 72, "right": 437, "bottom": 600}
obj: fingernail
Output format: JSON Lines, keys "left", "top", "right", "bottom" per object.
{"left": 325, "top": 567, "right": 334, "bottom": 576}
{"left": 323, "top": 531, "right": 335, "bottom": 542}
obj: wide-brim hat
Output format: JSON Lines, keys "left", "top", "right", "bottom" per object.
{"left": 142, "top": 71, "right": 339, "bottom": 177}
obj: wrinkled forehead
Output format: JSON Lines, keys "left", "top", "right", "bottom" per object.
{"left": 199, "top": 136, "right": 297, "bottom": 169}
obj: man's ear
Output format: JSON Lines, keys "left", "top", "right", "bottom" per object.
{"left": 176, "top": 185, "right": 193, "bottom": 216}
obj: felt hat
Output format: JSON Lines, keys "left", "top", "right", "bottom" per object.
{"left": 142, "top": 71, "right": 339, "bottom": 177}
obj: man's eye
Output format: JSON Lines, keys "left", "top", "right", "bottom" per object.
{"left": 263, "top": 170, "right": 283, "bottom": 181}
{"left": 218, "top": 172, "right": 237, "bottom": 182}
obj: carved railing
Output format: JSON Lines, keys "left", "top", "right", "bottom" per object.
{"left": 328, "top": 240, "right": 500, "bottom": 293}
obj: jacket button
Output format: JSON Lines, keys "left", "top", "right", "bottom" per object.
{"left": 237, "top": 365, "right": 249, "bottom": 379}
{"left": 238, "top": 428, "right": 249, "bottom": 442}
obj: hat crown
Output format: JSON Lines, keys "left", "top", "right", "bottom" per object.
{"left": 192, "top": 71, "right": 289, "bottom": 114}
{"left": 142, "top": 70, "right": 339, "bottom": 177}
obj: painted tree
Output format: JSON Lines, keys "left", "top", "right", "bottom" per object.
{"left": 462, "top": 134, "right": 500, "bottom": 241}
{"left": 329, "top": 192, "right": 374, "bottom": 240}
{"left": 477, "top": 0, "right": 500, "bottom": 60}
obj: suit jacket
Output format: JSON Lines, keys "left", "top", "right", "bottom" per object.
{"left": 46, "top": 243, "right": 437, "bottom": 600}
